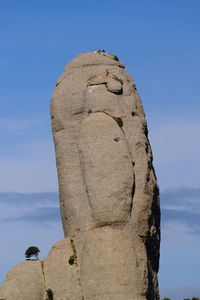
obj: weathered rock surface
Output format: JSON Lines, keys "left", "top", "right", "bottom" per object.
{"left": 0, "top": 260, "right": 45, "bottom": 300}
{"left": 51, "top": 51, "right": 160, "bottom": 299}
{"left": 43, "top": 239, "right": 82, "bottom": 299}
{"left": 0, "top": 240, "right": 83, "bottom": 300}
{"left": 0, "top": 51, "right": 160, "bottom": 300}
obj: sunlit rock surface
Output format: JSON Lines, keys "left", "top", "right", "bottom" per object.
{"left": 0, "top": 52, "right": 160, "bottom": 300}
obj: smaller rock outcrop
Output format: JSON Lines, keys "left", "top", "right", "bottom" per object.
{"left": 0, "top": 260, "right": 45, "bottom": 300}
{"left": 0, "top": 240, "right": 83, "bottom": 300}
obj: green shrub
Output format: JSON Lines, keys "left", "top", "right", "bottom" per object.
{"left": 111, "top": 75, "right": 123, "bottom": 85}
{"left": 68, "top": 255, "right": 75, "bottom": 265}
{"left": 25, "top": 246, "right": 40, "bottom": 260}
{"left": 46, "top": 288, "right": 54, "bottom": 300}
{"left": 113, "top": 55, "right": 119, "bottom": 61}
{"left": 113, "top": 117, "right": 123, "bottom": 128}
{"left": 69, "top": 238, "right": 78, "bottom": 266}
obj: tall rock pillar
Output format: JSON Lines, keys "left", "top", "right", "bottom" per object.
{"left": 51, "top": 52, "right": 160, "bottom": 300}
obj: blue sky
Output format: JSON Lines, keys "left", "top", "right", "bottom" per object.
{"left": 0, "top": 1, "right": 200, "bottom": 299}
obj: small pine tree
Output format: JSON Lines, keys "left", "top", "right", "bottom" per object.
{"left": 25, "top": 246, "right": 40, "bottom": 260}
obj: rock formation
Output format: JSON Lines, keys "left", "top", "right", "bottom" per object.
{"left": 0, "top": 52, "right": 160, "bottom": 300}
{"left": 0, "top": 240, "right": 82, "bottom": 300}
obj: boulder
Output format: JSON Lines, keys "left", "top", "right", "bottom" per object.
{"left": 0, "top": 260, "right": 45, "bottom": 300}
{"left": 0, "top": 239, "right": 83, "bottom": 300}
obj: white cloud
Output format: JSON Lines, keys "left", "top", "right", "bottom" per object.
{"left": 0, "top": 192, "right": 59, "bottom": 221}
{"left": 0, "top": 118, "right": 44, "bottom": 135}
{"left": 162, "top": 187, "right": 200, "bottom": 214}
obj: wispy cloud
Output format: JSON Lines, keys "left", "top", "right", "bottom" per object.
{"left": 0, "top": 192, "right": 60, "bottom": 224}
{"left": 0, "top": 118, "right": 44, "bottom": 135}
{"left": 161, "top": 187, "right": 200, "bottom": 234}
{"left": 2, "top": 207, "right": 61, "bottom": 223}
{"left": 0, "top": 192, "right": 58, "bottom": 207}
{"left": 162, "top": 187, "right": 200, "bottom": 210}
{"left": 1, "top": 187, "right": 200, "bottom": 228}
{"left": 1, "top": 188, "right": 200, "bottom": 291}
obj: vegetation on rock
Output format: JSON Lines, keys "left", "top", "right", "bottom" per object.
{"left": 113, "top": 55, "right": 119, "bottom": 61}
{"left": 46, "top": 288, "right": 54, "bottom": 300}
{"left": 111, "top": 74, "right": 123, "bottom": 85}
{"left": 68, "top": 238, "right": 78, "bottom": 266}
{"left": 25, "top": 246, "right": 40, "bottom": 260}
{"left": 113, "top": 116, "right": 123, "bottom": 128}
{"left": 68, "top": 255, "right": 75, "bottom": 265}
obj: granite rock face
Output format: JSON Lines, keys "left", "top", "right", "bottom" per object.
{"left": 0, "top": 240, "right": 82, "bottom": 300}
{"left": 51, "top": 52, "right": 160, "bottom": 299}
{"left": 0, "top": 52, "right": 160, "bottom": 300}
{"left": 0, "top": 260, "right": 46, "bottom": 300}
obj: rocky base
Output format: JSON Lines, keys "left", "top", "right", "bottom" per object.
{"left": 0, "top": 240, "right": 83, "bottom": 300}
